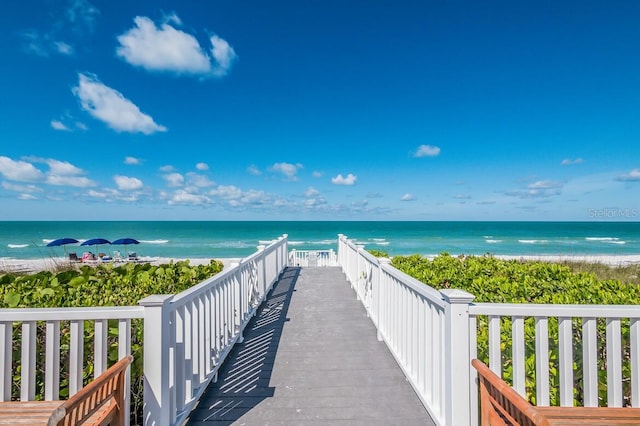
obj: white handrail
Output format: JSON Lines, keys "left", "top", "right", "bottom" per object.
{"left": 140, "top": 235, "right": 289, "bottom": 425}
{"left": 337, "top": 234, "right": 640, "bottom": 426}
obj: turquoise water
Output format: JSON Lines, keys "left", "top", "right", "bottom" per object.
{"left": 0, "top": 221, "right": 638, "bottom": 260}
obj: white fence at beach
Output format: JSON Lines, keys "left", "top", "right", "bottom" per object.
{"left": 0, "top": 235, "right": 289, "bottom": 426}
{"left": 288, "top": 249, "right": 337, "bottom": 267}
{"left": 337, "top": 234, "right": 640, "bottom": 426}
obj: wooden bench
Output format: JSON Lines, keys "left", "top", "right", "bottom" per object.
{"left": 0, "top": 355, "right": 133, "bottom": 426}
{"left": 472, "top": 358, "right": 640, "bottom": 425}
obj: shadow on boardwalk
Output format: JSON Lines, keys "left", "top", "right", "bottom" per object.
{"left": 188, "top": 267, "right": 299, "bottom": 424}
{"left": 188, "top": 266, "right": 434, "bottom": 425}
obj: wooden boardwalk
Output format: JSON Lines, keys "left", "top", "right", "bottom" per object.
{"left": 187, "top": 266, "right": 435, "bottom": 425}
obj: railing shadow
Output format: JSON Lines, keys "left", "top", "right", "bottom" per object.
{"left": 187, "top": 266, "right": 300, "bottom": 424}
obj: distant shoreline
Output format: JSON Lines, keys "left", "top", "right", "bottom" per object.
{"left": 0, "top": 257, "right": 242, "bottom": 274}
{"left": 1, "top": 253, "right": 639, "bottom": 274}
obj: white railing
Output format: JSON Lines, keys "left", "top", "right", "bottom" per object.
{"left": 288, "top": 249, "right": 337, "bottom": 267}
{"left": 0, "top": 234, "right": 289, "bottom": 426}
{"left": 0, "top": 306, "right": 143, "bottom": 423}
{"left": 469, "top": 304, "right": 640, "bottom": 411}
{"left": 141, "top": 235, "right": 289, "bottom": 425}
{"left": 337, "top": 234, "right": 640, "bottom": 426}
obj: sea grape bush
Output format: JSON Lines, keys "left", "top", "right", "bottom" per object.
{"left": 391, "top": 253, "right": 640, "bottom": 407}
{"left": 0, "top": 259, "right": 223, "bottom": 424}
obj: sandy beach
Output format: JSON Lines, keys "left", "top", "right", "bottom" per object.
{"left": 1, "top": 254, "right": 640, "bottom": 275}
{"left": 0, "top": 257, "right": 243, "bottom": 274}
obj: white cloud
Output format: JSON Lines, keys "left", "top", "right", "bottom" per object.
{"left": 312, "top": 171, "right": 323, "bottom": 178}
{"left": 1, "top": 182, "right": 42, "bottom": 193}
{"left": 18, "top": 193, "right": 37, "bottom": 200}
{"left": 114, "top": 175, "right": 143, "bottom": 191}
{"left": 209, "top": 185, "right": 242, "bottom": 199}
{"left": 51, "top": 120, "right": 70, "bottom": 131}
{"left": 400, "top": 193, "right": 415, "bottom": 201}
{"left": 195, "top": 162, "right": 209, "bottom": 171}
{"left": 46, "top": 175, "right": 95, "bottom": 187}
{"left": 305, "top": 187, "right": 320, "bottom": 197}
{"left": 617, "top": 168, "right": 640, "bottom": 182}
{"left": 159, "top": 165, "right": 174, "bottom": 172}
{"left": 168, "top": 190, "right": 210, "bottom": 205}
{"left": 528, "top": 180, "right": 562, "bottom": 189}
{"left": 163, "top": 173, "right": 184, "bottom": 187}
{"left": 209, "top": 35, "right": 238, "bottom": 77}
{"left": 87, "top": 189, "right": 108, "bottom": 199}
{"left": 331, "top": 173, "right": 357, "bottom": 186}
{"left": 73, "top": 73, "right": 167, "bottom": 134}
{"left": 270, "top": 162, "right": 303, "bottom": 181}
{"left": 505, "top": 180, "right": 564, "bottom": 198}
{"left": 0, "top": 157, "right": 45, "bottom": 182}
{"left": 454, "top": 194, "right": 472, "bottom": 200}
{"left": 561, "top": 158, "right": 584, "bottom": 165}
{"left": 43, "top": 159, "right": 84, "bottom": 176}
{"left": 116, "top": 16, "right": 237, "bottom": 77}
{"left": 187, "top": 173, "right": 215, "bottom": 188}
{"left": 54, "top": 41, "right": 74, "bottom": 55}
{"left": 414, "top": 144, "right": 441, "bottom": 158}
{"left": 66, "top": 0, "right": 99, "bottom": 33}
{"left": 124, "top": 156, "right": 141, "bottom": 165}
{"left": 21, "top": 0, "right": 98, "bottom": 57}
{"left": 247, "top": 165, "right": 261, "bottom": 176}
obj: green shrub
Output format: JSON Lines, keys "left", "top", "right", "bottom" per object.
{"left": 0, "top": 259, "right": 224, "bottom": 424}
{"left": 392, "top": 253, "right": 640, "bottom": 406}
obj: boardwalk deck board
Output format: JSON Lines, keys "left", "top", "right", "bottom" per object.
{"left": 187, "top": 266, "right": 435, "bottom": 425}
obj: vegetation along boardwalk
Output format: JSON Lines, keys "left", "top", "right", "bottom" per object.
{"left": 187, "top": 266, "right": 435, "bottom": 425}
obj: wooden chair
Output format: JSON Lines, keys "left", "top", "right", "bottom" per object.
{"left": 472, "top": 358, "right": 640, "bottom": 425}
{"left": 0, "top": 355, "right": 133, "bottom": 426}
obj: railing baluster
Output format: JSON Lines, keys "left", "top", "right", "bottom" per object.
{"left": 488, "top": 315, "right": 501, "bottom": 375}
{"left": 45, "top": 320, "right": 60, "bottom": 401}
{"left": 69, "top": 319, "right": 84, "bottom": 396}
{"left": 512, "top": 316, "right": 525, "bottom": 396}
{"left": 583, "top": 318, "right": 598, "bottom": 406}
{"left": 94, "top": 319, "right": 108, "bottom": 377}
{"left": 20, "top": 321, "right": 36, "bottom": 401}
{"left": 606, "top": 318, "right": 622, "bottom": 406}
{"left": 535, "top": 317, "right": 550, "bottom": 406}
{"left": 0, "top": 322, "right": 12, "bottom": 401}
{"left": 175, "top": 306, "right": 185, "bottom": 413}
{"left": 558, "top": 317, "right": 574, "bottom": 406}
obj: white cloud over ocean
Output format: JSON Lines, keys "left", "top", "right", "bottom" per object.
{"left": 331, "top": 173, "right": 357, "bottom": 186}
{"left": 414, "top": 145, "right": 441, "bottom": 158}
{"left": 73, "top": 73, "right": 167, "bottom": 134}
{"left": 116, "top": 16, "right": 237, "bottom": 77}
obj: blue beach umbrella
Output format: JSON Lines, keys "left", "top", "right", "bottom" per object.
{"left": 81, "top": 238, "right": 111, "bottom": 255}
{"left": 46, "top": 238, "right": 79, "bottom": 247}
{"left": 111, "top": 238, "right": 139, "bottom": 246}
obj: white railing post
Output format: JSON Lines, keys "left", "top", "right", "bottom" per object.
{"left": 139, "top": 294, "right": 174, "bottom": 426}
{"left": 376, "top": 258, "right": 391, "bottom": 342}
{"left": 257, "top": 245, "right": 266, "bottom": 297}
{"left": 355, "top": 244, "right": 365, "bottom": 296}
{"left": 441, "top": 289, "right": 475, "bottom": 426}
{"left": 282, "top": 234, "right": 288, "bottom": 268}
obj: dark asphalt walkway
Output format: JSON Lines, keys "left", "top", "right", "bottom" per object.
{"left": 187, "top": 266, "right": 434, "bottom": 425}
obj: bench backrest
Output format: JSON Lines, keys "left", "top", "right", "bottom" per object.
{"left": 472, "top": 359, "right": 550, "bottom": 426}
{"left": 48, "top": 355, "right": 133, "bottom": 426}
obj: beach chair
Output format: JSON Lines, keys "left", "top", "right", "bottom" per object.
{"left": 128, "top": 252, "right": 139, "bottom": 262}
{"left": 68, "top": 252, "right": 79, "bottom": 262}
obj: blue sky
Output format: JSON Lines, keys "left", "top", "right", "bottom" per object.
{"left": 1, "top": 0, "right": 639, "bottom": 221}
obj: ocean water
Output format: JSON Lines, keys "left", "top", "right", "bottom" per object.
{"left": 0, "top": 221, "right": 638, "bottom": 260}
